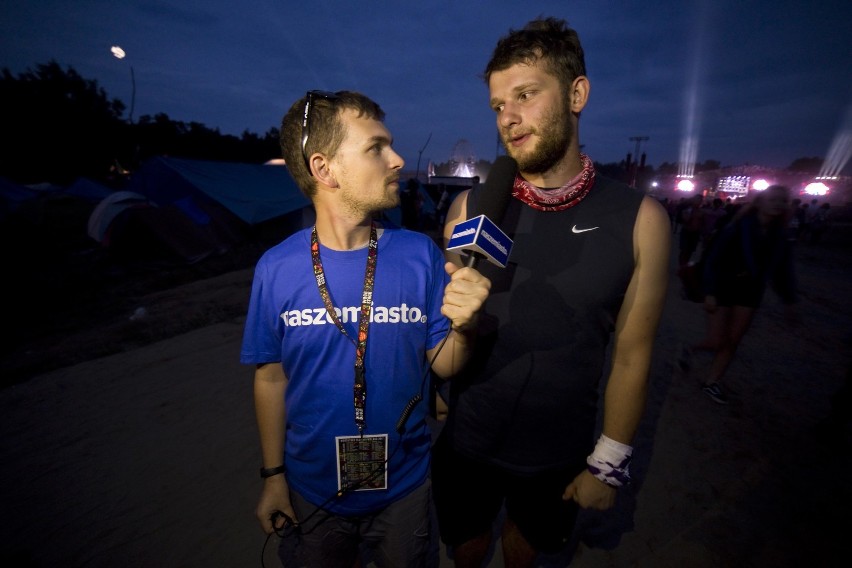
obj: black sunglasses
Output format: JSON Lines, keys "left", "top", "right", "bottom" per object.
{"left": 301, "top": 90, "right": 340, "bottom": 174}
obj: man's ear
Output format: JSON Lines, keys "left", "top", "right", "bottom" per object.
{"left": 569, "top": 76, "right": 590, "bottom": 114}
{"left": 312, "top": 154, "right": 339, "bottom": 188}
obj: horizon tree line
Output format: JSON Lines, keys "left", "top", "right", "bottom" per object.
{"left": 0, "top": 61, "right": 829, "bottom": 188}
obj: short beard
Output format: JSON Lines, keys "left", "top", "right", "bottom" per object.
{"left": 339, "top": 179, "right": 400, "bottom": 216}
{"left": 505, "top": 102, "right": 573, "bottom": 175}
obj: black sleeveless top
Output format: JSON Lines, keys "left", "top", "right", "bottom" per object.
{"left": 444, "top": 175, "right": 645, "bottom": 473}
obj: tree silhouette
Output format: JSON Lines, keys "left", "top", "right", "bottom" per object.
{"left": 0, "top": 62, "right": 282, "bottom": 185}
{"left": 0, "top": 61, "right": 127, "bottom": 184}
{"left": 134, "top": 115, "right": 279, "bottom": 163}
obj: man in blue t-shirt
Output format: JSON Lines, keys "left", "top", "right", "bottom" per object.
{"left": 241, "top": 90, "right": 490, "bottom": 567}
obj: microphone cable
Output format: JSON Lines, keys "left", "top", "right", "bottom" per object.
{"left": 395, "top": 323, "right": 452, "bottom": 434}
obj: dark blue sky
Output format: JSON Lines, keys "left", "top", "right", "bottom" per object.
{"left": 3, "top": 1, "right": 851, "bottom": 173}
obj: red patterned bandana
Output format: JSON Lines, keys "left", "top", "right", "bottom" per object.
{"left": 512, "top": 153, "right": 596, "bottom": 211}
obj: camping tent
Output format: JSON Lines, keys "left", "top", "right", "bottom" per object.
{"left": 2, "top": 177, "right": 109, "bottom": 251}
{"left": 66, "top": 177, "right": 113, "bottom": 203}
{"left": 87, "top": 190, "right": 151, "bottom": 243}
{"left": 90, "top": 157, "right": 313, "bottom": 262}
{"left": 1, "top": 176, "right": 110, "bottom": 219}
{"left": 86, "top": 190, "right": 222, "bottom": 262}
{"left": 127, "top": 156, "right": 311, "bottom": 225}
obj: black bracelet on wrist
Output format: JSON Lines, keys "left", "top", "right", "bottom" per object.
{"left": 260, "top": 464, "right": 286, "bottom": 479}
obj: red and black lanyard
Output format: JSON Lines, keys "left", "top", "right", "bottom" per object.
{"left": 310, "top": 222, "right": 378, "bottom": 435}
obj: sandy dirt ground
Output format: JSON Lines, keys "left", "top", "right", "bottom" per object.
{"left": 2, "top": 234, "right": 850, "bottom": 568}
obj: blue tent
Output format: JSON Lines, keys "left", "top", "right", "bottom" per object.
{"left": 97, "top": 157, "right": 314, "bottom": 261}
{"left": 127, "top": 156, "right": 311, "bottom": 225}
{"left": 65, "top": 177, "right": 113, "bottom": 203}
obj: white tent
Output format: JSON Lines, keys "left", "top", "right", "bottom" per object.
{"left": 87, "top": 190, "right": 150, "bottom": 243}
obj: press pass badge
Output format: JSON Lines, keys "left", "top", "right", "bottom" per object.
{"left": 336, "top": 434, "right": 388, "bottom": 491}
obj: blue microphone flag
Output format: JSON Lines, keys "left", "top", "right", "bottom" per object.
{"left": 446, "top": 214, "right": 513, "bottom": 268}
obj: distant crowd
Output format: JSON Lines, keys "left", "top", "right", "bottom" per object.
{"left": 666, "top": 186, "right": 830, "bottom": 405}
{"left": 660, "top": 193, "right": 834, "bottom": 252}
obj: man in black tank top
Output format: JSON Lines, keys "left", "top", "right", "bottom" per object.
{"left": 431, "top": 17, "right": 671, "bottom": 567}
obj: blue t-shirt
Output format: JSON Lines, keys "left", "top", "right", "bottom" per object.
{"left": 241, "top": 225, "right": 450, "bottom": 514}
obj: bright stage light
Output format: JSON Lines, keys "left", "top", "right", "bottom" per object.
{"left": 677, "top": 179, "right": 695, "bottom": 192}
{"left": 752, "top": 179, "right": 769, "bottom": 191}
{"left": 804, "top": 182, "right": 829, "bottom": 196}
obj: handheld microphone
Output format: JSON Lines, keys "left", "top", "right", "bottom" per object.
{"left": 446, "top": 155, "right": 517, "bottom": 268}
{"left": 396, "top": 157, "right": 517, "bottom": 435}
{"left": 447, "top": 215, "right": 513, "bottom": 268}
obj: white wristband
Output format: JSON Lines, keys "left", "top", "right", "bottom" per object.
{"left": 586, "top": 434, "right": 633, "bottom": 487}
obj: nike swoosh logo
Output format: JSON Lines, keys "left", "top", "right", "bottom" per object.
{"left": 572, "top": 225, "right": 599, "bottom": 233}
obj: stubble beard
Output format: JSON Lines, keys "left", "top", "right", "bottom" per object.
{"left": 340, "top": 177, "right": 400, "bottom": 217}
{"left": 503, "top": 101, "right": 573, "bottom": 175}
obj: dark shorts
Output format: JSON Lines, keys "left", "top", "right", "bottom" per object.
{"left": 431, "top": 432, "right": 580, "bottom": 554}
{"left": 282, "top": 480, "right": 432, "bottom": 567}
{"left": 715, "top": 274, "right": 763, "bottom": 308}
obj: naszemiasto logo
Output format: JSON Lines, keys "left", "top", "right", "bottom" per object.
{"left": 480, "top": 229, "right": 508, "bottom": 256}
{"left": 281, "top": 303, "right": 428, "bottom": 326}
{"left": 450, "top": 227, "right": 476, "bottom": 240}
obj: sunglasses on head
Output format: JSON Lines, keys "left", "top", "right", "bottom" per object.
{"left": 301, "top": 90, "right": 340, "bottom": 174}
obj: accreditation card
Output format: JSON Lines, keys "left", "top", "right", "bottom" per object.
{"left": 335, "top": 434, "right": 388, "bottom": 492}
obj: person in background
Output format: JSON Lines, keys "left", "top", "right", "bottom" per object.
{"left": 798, "top": 199, "right": 817, "bottom": 241}
{"left": 432, "top": 17, "right": 671, "bottom": 567}
{"left": 788, "top": 198, "right": 804, "bottom": 241}
{"left": 678, "top": 194, "right": 704, "bottom": 268}
{"left": 659, "top": 196, "right": 676, "bottom": 231}
{"left": 695, "top": 185, "right": 798, "bottom": 404}
{"left": 241, "top": 90, "right": 490, "bottom": 567}
{"left": 436, "top": 183, "right": 452, "bottom": 226}
{"left": 700, "top": 197, "right": 727, "bottom": 251}
{"left": 673, "top": 196, "right": 688, "bottom": 234}
{"left": 807, "top": 202, "right": 832, "bottom": 244}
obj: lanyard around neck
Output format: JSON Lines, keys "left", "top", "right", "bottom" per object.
{"left": 310, "top": 222, "right": 378, "bottom": 434}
